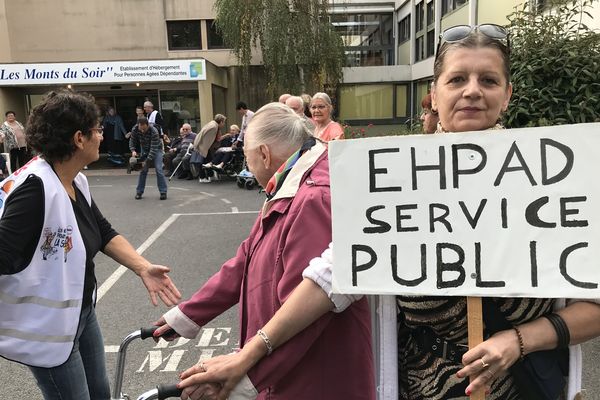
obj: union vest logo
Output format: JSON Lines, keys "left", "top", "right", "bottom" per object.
{"left": 40, "top": 226, "right": 74, "bottom": 261}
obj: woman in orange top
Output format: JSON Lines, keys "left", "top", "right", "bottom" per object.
{"left": 310, "top": 92, "right": 344, "bottom": 142}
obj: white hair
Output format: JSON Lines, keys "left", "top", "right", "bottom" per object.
{"left": 311, "top": 92, "right": 332, "bottom": 107}
{"left": 285, "top": 96, "right": 304, "bottom": 115}
{"left": 143, "top": 101, "right": 154, "bottom": 108}
{"left": 245, "top": 102, "right": 312, "bottom": 155}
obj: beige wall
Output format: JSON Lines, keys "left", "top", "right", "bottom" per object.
{"left": 0, "top": 0, "right": 11, "bottom": 62}
{"left": 5, "top": 0, "right": 168, "bottom": 62}
{"left": 398, "top": 41, "right": 411, "bottom": 65}
{"left": 478, "top": 0, "right": 519, "bottom": 26}
{"left": 440, "top": 2, "right": 469, "bottom": 31}
{"left": 164, "top": 0, "right": 216, "bottom": 19}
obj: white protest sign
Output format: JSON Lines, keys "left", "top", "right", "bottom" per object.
{"left": 330, "top": 123, "right": 600, "bottom": 298}
{"left": 0, "top": 59, "right": 206, "bottom": 86}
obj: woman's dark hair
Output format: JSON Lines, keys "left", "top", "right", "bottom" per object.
{"left": 26, "top": 90, "right": 99, "bottom": 163}
{"left": 5, "top": 111, "right": 15, "bottom": 117}
{"left": 433, "top": 31, "right": 510, "bottom": 84}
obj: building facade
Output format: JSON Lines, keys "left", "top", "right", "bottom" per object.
{"left": 0, "top": 0, "right": 598, "bottom": 133}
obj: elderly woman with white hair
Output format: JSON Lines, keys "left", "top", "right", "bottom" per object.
{"left": 153, "top": 102, "right": 374, "bottom": 400}
{"left": 310, "top": 92, "right": 344, "bottom": 142}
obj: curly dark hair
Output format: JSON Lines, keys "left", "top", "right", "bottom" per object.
{"left": 26, "top": 90, "right": 100, "bottom": 163}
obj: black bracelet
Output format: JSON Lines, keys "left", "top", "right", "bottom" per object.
{"left": 544, "top": 313, "right": 570, "bottom": 349}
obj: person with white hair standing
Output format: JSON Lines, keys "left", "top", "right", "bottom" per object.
{"left": 154, "top": 102, "right": 374, "bottom": 400}
{"left": 310, "top": 92, "right": 344, "bottom": 142}
{"left": 143, "top": 100, "right": 165, "bottom": 137}
{"left": 285, "top": 95, "right": 314, "bottom": 129}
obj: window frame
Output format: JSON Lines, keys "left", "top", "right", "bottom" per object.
{"left": 166, "top": 20, "right": 202, "bottom": 51}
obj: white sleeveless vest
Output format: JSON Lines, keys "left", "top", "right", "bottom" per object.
{"left": 0, "top": 157, "right": 90, "bottom": 367}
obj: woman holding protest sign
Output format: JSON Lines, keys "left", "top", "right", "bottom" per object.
{"left": 175, "top": 25, "right": 600, "bottom": 400}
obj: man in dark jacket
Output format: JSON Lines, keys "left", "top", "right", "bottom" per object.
{"left": 129, "top": 117, "right": 168, "bottom": 200}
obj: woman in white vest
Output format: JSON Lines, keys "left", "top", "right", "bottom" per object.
{"left": 173, "top": 26, "right": 600, "bottom": 400}
{"left": 0, "top": 90, "right": 181, "bottom": 400}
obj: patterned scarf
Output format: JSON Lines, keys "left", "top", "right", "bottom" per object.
{"left": 265, "top": 137, "right": 316, "bottom": 199}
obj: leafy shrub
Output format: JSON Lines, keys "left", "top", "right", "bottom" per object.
{"left": 505, "top": 0, "right": 600, "bottom": 128}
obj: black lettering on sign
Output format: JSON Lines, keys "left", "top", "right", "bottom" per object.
{"left": 429, "top": 203, "right": 452, "bottom": 233}
{"left": 391, "top": 244, "right": 427, "bottom": 286}
{"left": 474, "top": 242, "right": 505, "bottom": 287}
{"left": 436, "top": 243, "right": 466, "bottom": 289}
{"left": 411, "top": 146, "right": 446, "bottom": 190}
{"left": 540, "top": 138, "right": 574, "bottom": 185}
{"left": 494, "top": 141, "right": 537, "bottom": 187}
{"left": 560, "top": 196, "right": 588, "bottom": 227}
{"left": 560, "top": 243, "right": 597, "bottom": 289}
{"left": 530, "top": 241, "right": 538, "bottom": 287}
{"left": 352, "top": 245, "right": 377, "bottom": 286}
{"left": 396, "top": 204, "right": 419, "bottom": 232}
{"left": 452, "top": 144, "right": 487, "bottom": 189}
{"left": 525, "top": 196, "right": 556, "bottom": 228}
{"left": 368, "top": 149, "right": 402, "bottom": 192}
{"left": 363, "top": 205, "right": 392, "bottom": 234}
{"left": 459, "top": 199, "right": 488, "bottom": 229}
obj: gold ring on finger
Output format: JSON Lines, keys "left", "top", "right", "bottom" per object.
{"left": 480, "top": 357, "right": 489, "bottom": 369}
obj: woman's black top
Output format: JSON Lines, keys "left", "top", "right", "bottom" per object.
{"left": 0, "top": 174, "right": 118, "bottom": 309}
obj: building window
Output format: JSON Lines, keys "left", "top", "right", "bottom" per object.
{"left": 426, "top": 29, "right": 435, "bottom": 58}
{"left": 207, "top": 20, "right": 226, "bottom": 49}
{"left": 167, "top": 20, "right": 202, "bottom": 50}
{"left": 339, "top": 84, "right": 394, "bottom": 120}
{"left": 415, "top": 2, "right": 425, "bottom": 32}
{"left": 398, "top": 15, "right": 411, "bottom": 44}
{"left": 442, "top": 0, "right": 468, "bottom": 17}
{"left": 415, "top": 35, "right": 425, "bottom": 62}
{"left": 395, "top": 85, "right": 408, "bottom": 118}
{"left": 331, "top": 13, "right": 394, "bottom": 67}
{"left": 426, "top": 1, "right": 435, "bottom": 26}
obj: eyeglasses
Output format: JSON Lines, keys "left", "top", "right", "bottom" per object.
{"left": 90, "top": 126, "right": 104, "bottom": 134}
{"left": 435, "top": 24, "right": 509, "bottom": 61}
{"left": 310, "top": 105, "right": 328, "bottom": 111}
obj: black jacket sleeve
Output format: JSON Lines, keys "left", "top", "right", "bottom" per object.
{"left": 0, "top": 175, "right": 44, "bottom": 275}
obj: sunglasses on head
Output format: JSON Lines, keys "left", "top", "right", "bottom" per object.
{"left": 435, "top": 24, "right": 509, "bottom": 61}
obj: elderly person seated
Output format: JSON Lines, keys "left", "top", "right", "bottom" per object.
{"left": 153, "top": 102, "right": 374, "bottom": 400}
{"left": 202, "top": 124, "right": 240, "bottom": 171}
{"left": 190, "top": 114, "right": 226, "bottom": 183}
{"left": 163, "top": 124, "right": 196, "bottom": 178}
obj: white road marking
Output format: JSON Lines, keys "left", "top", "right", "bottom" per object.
{"left": 199, "top": 191, "right": 215, "bottom": 197}
{"left": 96, "top": 211, "right": 259, "bottom": 302}
{"left": 105, "top": 345, "right": 120, "bottom": 353}
{"left": 96, "top": 214, "right": 180, "bottom": 302}
{"left": 221, "top": 198, "right": 232, "bottom": 204}
{"left": 231, "top": 207, "right": 239, "bottom": 213}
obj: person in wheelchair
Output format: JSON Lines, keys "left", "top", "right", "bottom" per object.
{"left": 190, "top": 114, "right": 226, "bottom": 183}
{"left": 202, "top": 124, "right": 241, "bottom": 172}
{"left": 164, "top": 124, "right": 196, "bottom": 176}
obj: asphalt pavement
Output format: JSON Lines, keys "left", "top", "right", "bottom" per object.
{"left": 0, "top": 166, "right": 599, "bottom": 399}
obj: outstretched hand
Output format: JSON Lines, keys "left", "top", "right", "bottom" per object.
{"left": 139, "top": 264, "right": 181, "bottom": 307}
{"left": 178, "top": 353, "right": 249, "bottom": 400}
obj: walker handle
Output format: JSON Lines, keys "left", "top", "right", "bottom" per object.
{"left": 157, "top": 384, "right": 183, "bottom": 399}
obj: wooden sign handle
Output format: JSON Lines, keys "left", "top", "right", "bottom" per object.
{"left": 467, "top": 296, "right": 486, "bottom": 400}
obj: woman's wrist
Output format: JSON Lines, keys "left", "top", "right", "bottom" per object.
{"left": 239, "top": 334, "right": 270, "bottom": 369}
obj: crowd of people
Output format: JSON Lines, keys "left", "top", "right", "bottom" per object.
{"left": 0, "top": 22, "right": 599, "bottom": 400}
